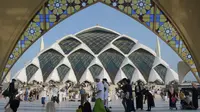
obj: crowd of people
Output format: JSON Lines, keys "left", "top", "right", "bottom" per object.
{"left": 1, "top": 78, "right": 200, "bottom": 112}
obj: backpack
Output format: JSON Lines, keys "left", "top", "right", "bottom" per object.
{"left": 2, "top": 86, "right": 10, "bottom": 97}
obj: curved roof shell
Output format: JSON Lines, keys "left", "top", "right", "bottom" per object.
{"left": 14, "top": 26, "right": 179, "bottom": 84}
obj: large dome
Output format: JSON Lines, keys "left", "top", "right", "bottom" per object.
{"left": 14, "top": 26, "right": 179, "bottom": 84}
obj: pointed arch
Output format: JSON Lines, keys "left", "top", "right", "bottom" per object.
{"left": 154, "top": 64, "right": 168, "bottom": 81}
{"left": 89, "top": 64, "right": 103, "bottom": 79}
{"left": 26, "top": 64, "right": 39, "bottom": 82}
{"left": 2, "top": 0, "right": 199, "bottom": 83}
{"left": 57, "top": 64, "right": 70, "bottom": 82}
{"left": 38, "top": 49, "right": 64, "bottom": 82}
{"left": 121, "top": 64, "right": 135, "bottom": 80}
{"left": 76, "top": 29, "right": 119, "bottom": 54}
{"left": 98, "top": 48, "right": 125, "bottom": 82}
{"left": 59, "top": 37, "right": 81, "bottom": 54}
{"left": 128, "top": 48, "right": 155, "bottom": 81}
{"left": 113, "top": 37, "right": 136, "bottom": 54}
{"left": 68, "top": 49, "right": 94, "bottom": 81}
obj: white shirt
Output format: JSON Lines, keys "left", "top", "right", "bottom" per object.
{"left": 41, "top": 88, "right": 47, "bottom": 97}
{"left": 52, "top": 87, "right": 58, "bottom": 97}
{"left": 104, "top": 83, "right": 109, "bottom": 100}
{"left": 96, "top": 82, "right": 104, "bottom": 100}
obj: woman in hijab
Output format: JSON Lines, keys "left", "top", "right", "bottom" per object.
{"left": 9, "top": 91, "right": 23, "bottom": 112}
{"left": 93, "top": 98, "right": 106, "bottom": 112}
{"left": 83, "top": 94, "right": 92, "bottom": 112}
{"left": 168, "top": 85, "right": 178, "bottom": 110}
{"left": 192, "top": 83, "right": 199, "bottom": 109}
{"left": 144, "top": 89, "right": 154, "bottom": 111}
{"left": 135, "top": 81, "right": 143, "bottom": 110}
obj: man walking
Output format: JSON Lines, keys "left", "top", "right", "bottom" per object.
{"left": 103, "top": 78, "right": 110, "bottom": 111}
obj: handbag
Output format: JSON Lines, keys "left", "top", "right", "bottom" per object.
{"left": 171, "top": 97, "right": 176, "bottom": 103}
{"left": 5, "top": 107, "right": 13, "bottom": 112}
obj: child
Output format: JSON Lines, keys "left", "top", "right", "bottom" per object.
{"left": 144, "top": 89, "right": 154, "bottom": 111}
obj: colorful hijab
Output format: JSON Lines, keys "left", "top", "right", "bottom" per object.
{"left": 93, "top": 98, "right": 106, "bottom": 112}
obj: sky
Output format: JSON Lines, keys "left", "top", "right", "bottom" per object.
{"left": 10, "top": 3, "right": 196, "bottom": 81}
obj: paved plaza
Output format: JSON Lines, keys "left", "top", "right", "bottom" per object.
{"left": 0, "top": 97, "right": 200, "bottom": 112}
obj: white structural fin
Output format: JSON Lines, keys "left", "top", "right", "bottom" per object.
{"left": 129, "top": 43, "right": 157, "bottom": 56}
{"left": 114, "top": 70, "right": 127, "bottom": 84}
{"left": 98, "top": 69, "right": 112, "bottom": 83}
{"left": 165, "top": 68, "right": 179, "bottom": 84}
{"left": 155, "top": 36, "right": 161, "bottom": 58}
{"left": 40, "top": 36, "right": 44, "bottom": 51}
{"left": 80, "top": 69, "right": 94, "bottom": 83}
{"left": 153, "top": 57, "right": 169, "bottom": 68}
{"left": 29, "top": 68, "right": 43, "bottom": 83}
{"left": 178, "top": 61, "right": 191, "bottom": 83}
{"left": 148, "top": 69, "right": 164, "bottom": 83}
{"left": 45, "top": 69, "right": 60, "bottom": 83}
{"left": 14, "top": 68, "right": 27, "bottom": 83}
{"left": 31, "top": 57, "right": 40, "bottom": 67}
{"left": 131, "top": 68, "right": 146, "bottom": 84}
{"left": 62, "top": 68, "right": 77, "bottom": 83}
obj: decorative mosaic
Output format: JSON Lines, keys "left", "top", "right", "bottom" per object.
{"left": 2, "top": 0, "right": 199, "bottom": 81}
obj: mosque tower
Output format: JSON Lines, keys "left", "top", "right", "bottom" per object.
{"left": 155, "top": 36, "right": 161, "bottom": 58}
{"left": 40, "top": 36, "right": 44, "bottom": 51}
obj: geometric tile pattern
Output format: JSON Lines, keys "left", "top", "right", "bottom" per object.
{"left": 3, "top": 0, "right": 199, "bottom": 81}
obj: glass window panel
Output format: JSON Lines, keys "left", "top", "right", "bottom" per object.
{"left": 76, "top": 30, "right": 119, "bottom": 54}
{"left": 38, "top": 49, "right": 64, "bottom": 82}
{"left": 59, "top": 38, "right": 81, "bottom": 54}
{"left": 128, "top": 49, "right": 155, "bottom": 81}
{"left": 154, "top": 64, "right": 167, "bottom": 81}
{"left": 89, "top": 64, "right": 103, "bottom": 78}
{"left": 113, "top": 37, "right": 135, "bottom": 54}
{"left": 122, "top": 64, "right": 135, "bottom": 80}
{"left": 26, "top": 64, "right": 38, "bottom": 82}
{"left": 68, "top": 49, "right": 94, "bottom": 81}
{"left": 98, "top": 49, "right": 125, "bottom": 82}
{"left": 57, "top": 64, "right": 70, "bottom": 81}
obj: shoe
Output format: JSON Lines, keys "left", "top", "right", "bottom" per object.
{"left": 146, "top": 110, "right": 150, "bottom": 111}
